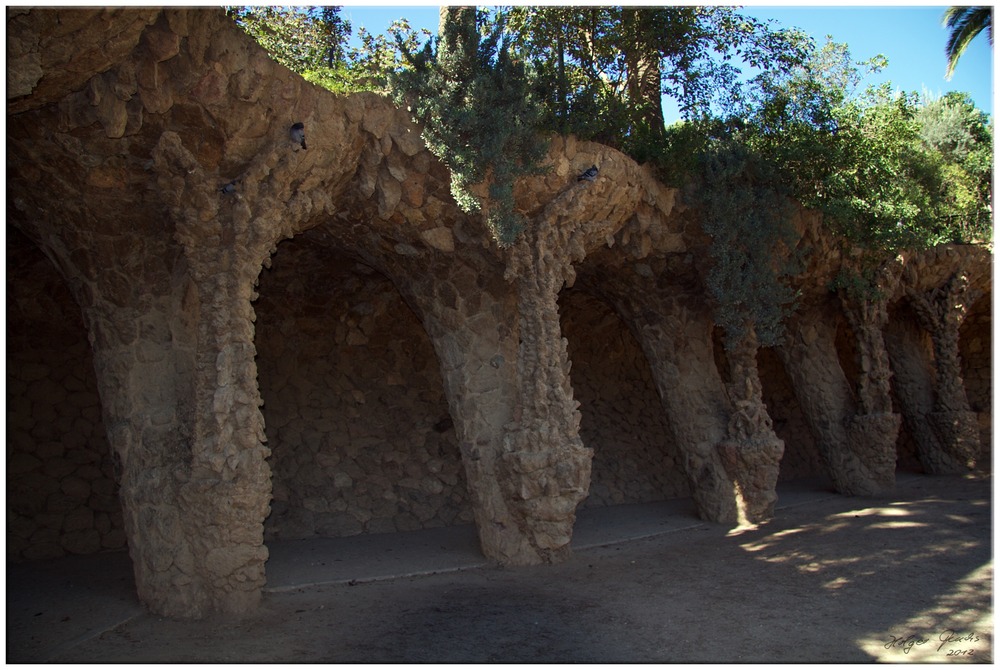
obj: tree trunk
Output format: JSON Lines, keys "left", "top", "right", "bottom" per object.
{"left": 622, "top": 8, "right": 665, "bottom": 143}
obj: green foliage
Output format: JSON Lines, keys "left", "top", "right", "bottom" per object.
{"left": 694, "top": 136, "right": 800, "bottom": 348}
{"left": 226, "top": 5, "right": 992, "bottom": 263}
{"left": 343, "top": 20, "right": 432, "bottom": 94}
{"left": 227, "top": 6, "right": 351, "bottom": 73}
{"left": 390, "top": 8, "right": 548, "bottom": 246}
{"left": 504, "top": 6, "right": 811, "bottom": 162}
{"left": 727, "top": 38, "right": 993, "bottom": 253}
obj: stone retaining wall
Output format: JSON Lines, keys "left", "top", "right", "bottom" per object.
{"left": 560, "top": 290, "right": 690, "bottom": 506}
{"left": 960, "top": 294, "right": 992, "bottom": 471}
{"left": 7, "top": 231, "right": 126, "bottom": 561}
{"left": 255, "top": 236, "right": 473, "bottom": 540}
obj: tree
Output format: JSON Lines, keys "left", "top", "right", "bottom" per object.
{"left": 943, "top": 6, "right": 993, "bottom": 79}
{"left": 731, "top": 36, "right": 994, "bottom": 252}
{"left": 390, "top": 7, "right": 548, "bottom": 246}
{"left": 342, "top": 19, "right": 432, "bottom": 93}
{"left": 504, "top": 6, "right": 811, "bottom": 163}
{"left": 694, "top": 136, "right": 799, "bottom": 350}
{"left": 226, "top": 6, "right": 351, "bottom": 74}
{"left": 915, "top": 92, "right": 994, "bottom": 244}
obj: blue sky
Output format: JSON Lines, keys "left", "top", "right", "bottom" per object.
{"left": 338, "top": 4, "right": 994, "bottom": 121}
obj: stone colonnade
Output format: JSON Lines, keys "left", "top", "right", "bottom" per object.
{"left": 6, "top": 7, "right": 991, "bottom": 619}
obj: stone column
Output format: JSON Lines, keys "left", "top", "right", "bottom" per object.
{"left": 715, "top": 328, "right": 786, "bottom": 523}
{"left": 18, "top": 214, "right": 212, "bottom": 617}
{"left": 899, "top": 271, "right": 982, "bottom": 472}
{"left": 586, "top": 268, "right": 777, "bottom": 526}
{"left": 502, "top": 223, "right": 593, "bottom": 561}
{"left": 150, "top": 131, "right": 307, "bottom": 616}
{"left": 778, "top": 308, "right": 892, "bottom": 495}
{"left": 834, "top": 263, "right": 903, "bottom": 494}
{"left": 394, "top": 256, "right": 547, "bottom": 565}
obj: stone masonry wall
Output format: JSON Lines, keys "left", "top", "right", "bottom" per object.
{"left": 254, "top": 235, "right": 473, "bottom": 540}
{"left": 560, "top": 289, "right": 690, "bottom": 506}
{"left": 959, "top": 293, "right": 992, "bottom": 471}
{"left": 756, "top": 347, "right": 826, "bottom": 482}
{"left": 7, "top": 230, "right": 127, "bottom": 560}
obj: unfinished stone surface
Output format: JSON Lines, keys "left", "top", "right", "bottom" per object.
{"left": 6, "top": 7, "right": 992, "bottom": 620}
{"left": 7, "top": 230, "right": 126, "bottom": 561}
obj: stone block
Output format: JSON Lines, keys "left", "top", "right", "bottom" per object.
{"left": 63, "top": 507, "right": 95, "bottom": 531}
{"left": 101, "top": 528, "right": 128, "bottom": 549}
{"left": 60, "top": 476, "right": 92, "bottom": 499}
{"left": 8, "top": 452, "right": 42, "bottom": 474}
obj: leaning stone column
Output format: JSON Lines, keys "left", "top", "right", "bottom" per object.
{"left": 586, "top": 267, "right": 780, "bottom": 526}
{"left": 501, "top": 221, "right": 593, "bottom": 562}
{"left": 19, "top": 212, "right": 214, "bottom": 617}
{"left": 902, "top": 270, "right": 982, "bottom": 472}
{"left": 83, "top": 289, "right": 209, "bottom": 617}
{"left": 395, "top": 257, "right": 551, "bottom": 565}
{"left": 778, "top": 308, "right": 889, "bottom": 495}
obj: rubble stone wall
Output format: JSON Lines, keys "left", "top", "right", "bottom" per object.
{"left": 7, "top": 231, "right": 126, "bottom": 560}
{"left": 960, "top": 293, "right": 992, "bottom": 470}
{"left": 756, "top": 347, "right": 825, "bottom": 482}
{"left": 559, "top": 289, "right": 690, "bottom": 506}
{"left": 255, "top": 236, "right": 473, "bottom": 540}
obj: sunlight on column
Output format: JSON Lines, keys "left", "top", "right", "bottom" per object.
{"left": 856, "top": 560, "right": 993, "bottom": 663}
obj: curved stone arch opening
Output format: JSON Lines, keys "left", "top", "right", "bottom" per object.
{"left": 6, "top": 226, "right": 129, "bottom": 562}
{"left": 756, "top": 346, "right": 827, "bottom": 483}
{"left": 558, "top": 287, "right": 689, "bottom": 507}
{"left": 253, "top": 230, "right": 474, "bottom": 545}
{"left": 711, "top": 326, "right": 828, "bottom": 485}
{"left": 884, "top": 298, "right": 935, "bottom": 473}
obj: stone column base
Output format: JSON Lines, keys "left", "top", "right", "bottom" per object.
{"left": 924, "top": 410, "right": 981, "bottom": 474}
{"left": 844, "top": 412, "right": 901, "bottom": 496}
{"left": 501, "top": 440, "right": 593, "bottom": 562}
{"left": 716, "top": 436, "right": 784, "bottom": 524}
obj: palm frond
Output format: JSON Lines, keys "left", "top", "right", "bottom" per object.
{"left": 943, "top": 6, "right": 993, "bottom": 79}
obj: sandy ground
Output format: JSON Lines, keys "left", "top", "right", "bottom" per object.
{"left": 8, "top": 472, "right": 992, "bottom": 664}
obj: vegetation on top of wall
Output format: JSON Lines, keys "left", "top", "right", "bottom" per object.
{"left": 228, "top": 5, "right": 992, "bottom": 319}
{"left": 389, "top": 7, "right": 549, "bottom": 247}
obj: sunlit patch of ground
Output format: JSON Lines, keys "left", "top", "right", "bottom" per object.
{"left": 856, "top": 559, "right": 993, "bottom": 663}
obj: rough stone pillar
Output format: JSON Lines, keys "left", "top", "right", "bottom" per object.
{"left": 898, "top": 271, "right": 982, "bottom": 472}
{"left": 884, "top": 314, "right": 941, "bottom": 467}
{"left": 778, "top": 308, "right": 892, "bottom": 495}
{"left": 396, "top": 257, "right": 548, "bottom": 565}
{"left": 150, "top": 131, "right": 293, "bottom": 616}
{"left": 834, "top": 265, "right": 903, "bottom": 495}
{"left": 14, "top": 216, "right": 213, "bottom": 617}
{"left": 501, "top": 222, "right": 593, "bottom": 562}
{"left": 716, "top": 328, "right": 785, "bottom": 522}
{"left": 83, "top": 290, "right": 208, "bottom": 618}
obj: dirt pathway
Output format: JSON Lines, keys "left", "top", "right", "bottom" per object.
{"left": 11, "top": 473, "right": 992, "bottom": 663}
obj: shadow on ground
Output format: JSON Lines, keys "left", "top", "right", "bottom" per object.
{"left": 7, "top": 473, "right": 992, "bottom": 663}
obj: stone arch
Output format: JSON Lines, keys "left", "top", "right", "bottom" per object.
{"left": 6, "top": 227, "right": 129, "bottom": 561}
{"left": 884, "top": 299, "right": 934, "bottom": 473}
{"left": 254, "top": 232, "right": 474, "bottom": 541}
{"left": 558, "top": 288, "right": 689, "bottom": 507}
{"left": 755, "top": 345, "right": 826, "bottom": 484}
